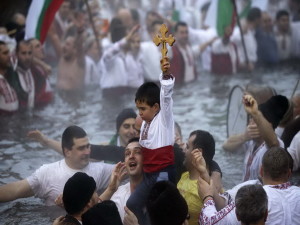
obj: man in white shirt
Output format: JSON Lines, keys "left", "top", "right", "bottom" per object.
{"left": 0, "top": 125, "right": 114, "bottom": 206}
{"left": 223, "top": 95, "right": 288, "bottom": 181}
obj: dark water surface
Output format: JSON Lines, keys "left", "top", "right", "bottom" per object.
{"left": 0, "top": 67, "right": 299, "bottom": 224}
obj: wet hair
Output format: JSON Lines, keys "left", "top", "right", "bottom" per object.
{"left": 110, "top": 17, "right": 126, "bottom": 43}
{"left": 189, "top": 130, "right": 215, "bottom": 165}
{"left": 135, "top": 82, "right": 160, "bottom": 107}
{"left": 247, "top": 7, "right": 262, "bottom": 22}
{"left": 130, "top": 8, "right": 140, "bottom": 23}
{"left": 276, "top": 10, "right": 289, "bottom": 21}
{"left": 262, "top": 147, "right": 290, "bottom": 181}
{"left": 174, "top": 21, "right": 188, "bottom": 32}
{"left": 61, "top": 125, "right": 87, "bottom": 155}
{"left": 127, "top": 137, "right": 140, "bottom": 145}
{"left": 235, "top": 184, "right": 268, "bottom": 224}
{"left": 146, "top": 181, "right": 188, "bottom": 225}
{"left": 16, "top": 39, "right": 31, "bottom": 53}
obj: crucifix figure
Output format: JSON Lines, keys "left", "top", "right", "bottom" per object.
{"left": 153, "top": 24, "right": 175, "bottom": 72}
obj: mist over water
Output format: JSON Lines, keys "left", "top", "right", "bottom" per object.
{"left": 0, "top": 66, "right": 299, "bottom": 224}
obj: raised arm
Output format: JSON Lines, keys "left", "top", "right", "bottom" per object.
{"left": 243, "top": 94, "right": 279, "bottom": 148}
{"left": 27, "top": 130, "right": 62, "bottom": 154}
{"left": 0, "top": 179, "right": 34, "bottom": 202}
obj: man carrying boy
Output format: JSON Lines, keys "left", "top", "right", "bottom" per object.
{"left": 127, "top": 57, "right": 175, "bottom": 225}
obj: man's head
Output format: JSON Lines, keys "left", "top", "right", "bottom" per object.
{"left": 110, "top": 17, "right": 127, "bottom": 43}
{"left": 223, "top": 26, "right": 233, "bottom": 44}
{"left": 150, "top": 20, "right": 163, "bottom": 38}
{"left": 62, "top": 35, "right": 76, "bottom": 60}
{"left": 146, "top": 181, "right": 188, "bottom": 225}
{"left": 174, "top": 21, "right": 189, "bottom": 46}
{"left": 0, "top": 41, "right": 10, "bottom": 70}
{"left": 28, "top": 38, "right": 44, "bottom": 60}
{"left": 235, "top": 184, "right": 268, "bottom": 225}
{"left": 261, "top": 12, "right": 273, "bottom": 32}
{"left": 61, "top": 125, "right": 90, "bottom": 169}
{"left": 276, "top": 10, "right": 290, "bottom": 33}
{"left": 135, "top": 82, "right": 160, "bottom": 122}
{"left": 258, "top": 95, "right": 289, "bottom": 129}
{"left": 185, "top": 130, "right": 215, "bottom": 169}
{"left": 261, "top": 147, "right": 291, "bottom": 183}
{"left": 124, "top": 137, "right": 143, "bottom": 178}
{"left": 63, "top": 172, "right": 98, "bottom": 216}
{"left": 247, "top": 7, "right": 262, "bottom": 28}
{"left": 16, "top": 40, "right": 32, "bottom": 70}
{"left": 116, "top": 108, "right": 137, "bottom": 147}
{"left": 59, "top": 0, "right": 71, "bottom": 21}
{"left": 146, "top": 11, "right": 161, "bottom": 32}
{"left": 82, "top": 200, "right": 123, "bottom": 225}
{"left": 117, "top": 8, "right": 134, "bottom": 31}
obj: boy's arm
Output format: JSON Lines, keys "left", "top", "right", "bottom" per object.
{"left": 159, "top": 57, "right": 175, "bottom": 128}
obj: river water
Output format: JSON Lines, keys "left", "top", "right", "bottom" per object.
{"left": 0, "top": 66, "right": 299, "bottom": 224}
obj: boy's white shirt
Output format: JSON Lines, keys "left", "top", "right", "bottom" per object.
{"left": 139, "top": 73, "right": 175, "bottom": 149}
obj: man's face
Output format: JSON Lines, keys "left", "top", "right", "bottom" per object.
{"left": 30, "top": 39, "right": 44, "bottom": 60}
{"left": 59, "top": 2, "right": 71, "bottom": 20}
{"left": 64, "top": 136, "right": 91, "bottom": 169}
{"left": 136, "top": 101, "right": 159, "bottom": 123}
{"left": 119, "top": 118, "right": 136, "bottom": 147}
{"left": 62, "top": 36, "right": 75, "bottom": 59}
{"left": 277, "top": 15, "right": 290, "bottom": 33}
{"left": 183, "top": 134, "right": 196, "bottom": 168}
{"left": 175, "top": 25, "right": 189, "bottom": 46}
{"left": 0, "top": 44, "right": 11, "bottom": 69}
{"left": 17, "top": 42, "right": 32, "bottom": 70}
{"left": 124, "top": 141, "right": 143, "bottom": 177}
{"left": 262, "top": 13, "right": 273, "bottom": 32}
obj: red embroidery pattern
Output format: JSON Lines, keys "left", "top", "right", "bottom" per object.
{"left": 199, "top": 200, "right": 236, "bottom": 225}
{"left": 0, "top": 78, "right": 17, "bottom": 103}
{"left": 141, "top": 121, "right": 151, "bottom": 140}
{"left": 269, "top": 182, "right": 291, "bottom": 190}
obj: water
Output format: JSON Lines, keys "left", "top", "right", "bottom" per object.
{"left": 0, "top": 66, "right": 299, "bottom": 224}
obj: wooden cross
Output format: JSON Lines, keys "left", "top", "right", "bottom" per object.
{"left": 153, "top": 24, "right": 175, "bottom": 65}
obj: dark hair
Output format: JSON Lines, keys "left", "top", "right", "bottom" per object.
{"left": 146, "top": 181, "right": 188, "bottom": 225}
{"left": 82, "top": 200, "right": 123, "bottom": 225}
{"left": 276, "top": 10, "right": 289, "bottom": 21}
{"left": 130, "top": 8, "right": 140, "bottom": 23}
{"left": 135, "top": 82, "right": 160, "bottom": 107}
{"left": 262, "top": 147, "right": 290, "bottom": 180}
{"left": 0, "top": 40, "right": 6, "bottom": 46}
{"left": 235, "top": 184, "right": 268, "bottom": 224}
{"left": 61, "top": 125, "right": 87, "bottom": 155}
{"left": 247, "top": 7, "right": 262, "bottom": 22}
{"left": 110, "top": 17, "right": 126, "bottom": 43}
{"left": 189, "top": 130, "right": 215, "bottom": 165}
{"left": 174, "top": 21, "right": 188, "bottom": 32}
{"left": 16, "top": 39, "right": 30, "bottom": 53}
{"left": 281, "top": 116, "right": 300, "bottom": 148}
{"left": 151, "top": 20, "right": 164, "bottom": 29}
{"left": 127, "top": 137, "right": 140, "bottom": 145}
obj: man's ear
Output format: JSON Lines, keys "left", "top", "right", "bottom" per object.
{"left": 64, "top": 148, "right": 71, "bottom": 157}
{"left": 153, "top": 103, "right": 160, "bottom": 112}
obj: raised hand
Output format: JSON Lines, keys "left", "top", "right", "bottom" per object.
{"left": 108, "top": 162, "right": 127, "bottom": 192}
{"left": 243, "top": 94, "right": 258, "bottom": 115}
{"left": 27, "top": 130, "right": 47, "bottom": 146}
{"left": 55, "top": 194, "right": 64, "bottom": 208}
{"left": 160, "top": 56, "right": 171, "bottom": 76}
{"left": 191, "top": 149, "right": 207, "bottom": 175}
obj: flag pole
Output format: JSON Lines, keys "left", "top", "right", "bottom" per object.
{"left": 83, "top": 0, "right": 102, "bottom": 55}
{"left": 232, "top": 0, "right": 249, "bottom": 67}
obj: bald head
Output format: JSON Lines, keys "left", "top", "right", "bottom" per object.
{"left": 117, "top": 8, "right": 134, "bottom": 30}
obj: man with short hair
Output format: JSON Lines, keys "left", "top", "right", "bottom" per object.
{"left": 0, "top": 125, "right": 114, "bottom": 206}
{"left": 197, "top": 147, "right": 300, "bottom": 225}
{"left": 0, "top": 41, "right": 18, "bottom": 113}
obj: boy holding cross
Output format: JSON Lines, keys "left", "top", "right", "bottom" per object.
{"left": 126, "top": 25, "right": 176, "bottom": 225}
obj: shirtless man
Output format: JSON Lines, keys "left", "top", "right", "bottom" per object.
{"left": 57, "top": 15, "right": 85, "bottom": 91}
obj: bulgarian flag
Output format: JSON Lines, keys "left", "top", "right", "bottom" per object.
{"left": 204, "top": 0, "right": 268, "bottom": 37}
{"left": 25, "top": 0, "right": 64, "bottom": 43}
{"left": 204, "top": 0, "right": 236, "bottom": 37}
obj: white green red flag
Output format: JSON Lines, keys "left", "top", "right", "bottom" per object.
{"left": 25, "top": 0, "right": 64, "bottom": 43}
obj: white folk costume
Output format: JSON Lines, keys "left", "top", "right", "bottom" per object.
{"left": 242, "top": 138, "right": 284, "bottom": 181}
{"left": 200, "top": 181, "right": 300, "bottom": 225}
{"left": 16, "top": 67, "right": 35, "bottom": 108}
{"left": 0, "top": 74, "right": 18, "bottom": 113}
{"left": 99, "top": 38, "right": 144, "bottom": 90}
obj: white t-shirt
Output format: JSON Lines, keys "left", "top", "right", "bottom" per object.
{"left": 111, "top": 182, "right": 131, "bottom": 221}
{"left": 139, "top": 74, "right": 175, "bottom": 149}
{"left": 288, "top": 131, "right": 300, "bottom": 171}
{"left": 27, "top": 159, "right": 114, "bottom": 206}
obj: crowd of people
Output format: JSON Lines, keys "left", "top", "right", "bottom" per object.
{"left": 0, "top": 0, "right": 300, "bottom": 225}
